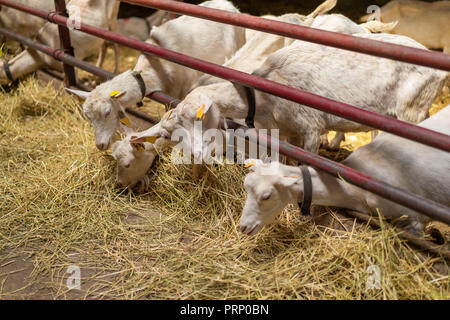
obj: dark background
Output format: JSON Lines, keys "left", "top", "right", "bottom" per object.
{"left": 119, "top": 0, "right": 440, "bottom": 21}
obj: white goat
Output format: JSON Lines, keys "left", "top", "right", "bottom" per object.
{"left": 0, "top": 0, "right": 120, "bottom": 83}
{"left": 310, "top": 13, "right": 399, "bottom": 149}
{"left": 156, "top": 32, "right": 447, "bottom": 162}
{"left": 239, "top": 105, "right": 450, "bottom": 236}
{"left": 117, "top": 17, "right": 152, "bottom": 42}
{"left": 111, "top": 111, "right": 174, "bottom": 190}
{"left": 243, "top": 0, "right": 337, "bottom": 42}
{"left": 114, "top": 8, "right": 405, "bottom": 184}
{"left": 192, "top": 13, "right": 306, "bottom": 90}
{"left": 114, "top": 2, "right": 337, "bottom": 178}
{"left": 244, "top": 15, "right": 277, "bottom": 42}
{"left": 0, "top": 0, "right": 53, "bottom": 39}
{"left": 361, "top": 0, "right": 450, "bottom": 54}
{"left": 116, "top": 10, "right": 172, "bottom": 42}
{"left": 129, "top": 14, "right": 306, "bottom": 166}
{"left": 68, "top": 0, "right": 245, "bottom": 151}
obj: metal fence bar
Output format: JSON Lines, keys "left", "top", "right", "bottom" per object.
{"left": 53, "top": 0, "right": 77, "bottom": 87}
{"left": 0, "top": 0, "right": 448, "bottom": 153}
{"left": 121, "top": 0, "right": 450, "bottom": 72}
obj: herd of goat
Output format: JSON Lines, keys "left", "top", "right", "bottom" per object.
{"left": 1, "top": 0, "right": 449, "bottom": 237}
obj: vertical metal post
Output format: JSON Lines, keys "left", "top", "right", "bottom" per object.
{"left": 54, "top": 0, "right": 76, "bottom": 87}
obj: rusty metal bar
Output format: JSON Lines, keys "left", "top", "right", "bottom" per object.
{"left": 0, "top": 0, "right": 448, "bottom": 153}
{"left": 53, "top": 0, "right": 77, "bottom": 87}
{"left": 121, "top": 0, "right": 450, "bottom": 72}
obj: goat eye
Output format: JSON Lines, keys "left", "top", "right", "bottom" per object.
{"left": 105, "top": 108, "right": 111, "bottom": 118}
{"left": 261, "top": 191, "right": 272, "bottom": 201}
{"left": 161, "top": 129, "right": 170, "bottom": 139}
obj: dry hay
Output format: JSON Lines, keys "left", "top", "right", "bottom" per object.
{"left": 0, "top": 76, "right": 449, "bottom": 299}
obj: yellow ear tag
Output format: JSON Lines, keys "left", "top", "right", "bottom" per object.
{"left": 168, "top": 109, "right": 176, "bottom": 120}
{"left": 110, "top": 90, "right": 120, "bottom": 98}
{"left": 165, "top": 110, "right": 173, "bottom": 120}
{"left": 145, "top": 136, "right": 157, "bottom": 144}
{"left": 0, "top": 48, "right": 3, "bottom": 59}
{"left": 196, "top": 104, "right": 206, "bottom": 120}
{"left": 120, "top": 117, "right": 131, "bottom": 127}
{"left": 244, "top": 160, "right": 256, "bottom": 168}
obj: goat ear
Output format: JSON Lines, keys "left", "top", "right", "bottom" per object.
{"left": 307, "top": 0, "right": 337, "bottom": 19}
{"left": 360, "top": 20, "right": 398, "bottom": 33}
{"left": 110, "top": 90, "right": 127, "bottom": 100}
{"left": 278, "top": 176, "right": 299, "bottom": 187}
{"left": 65, "top": 87, "right": 90, "bottom": 100}
{"left": 196, "top": 95, "right": 213, "bottom": 120}
{"left": 244, "top": 159, "right": 264, "bottom": 171}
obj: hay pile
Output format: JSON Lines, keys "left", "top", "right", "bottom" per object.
{"left": 0, "top": 76, "right": 448, "bottom": 299}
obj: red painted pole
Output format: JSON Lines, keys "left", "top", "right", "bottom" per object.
{"left": 121, "top": 0, "right": 450, "bottom": 72}
{"left": 0, "top": 27, "right": 448, "bottom": 224}
{"left": 0, "top": 0, "right": 449, "bottom": 153}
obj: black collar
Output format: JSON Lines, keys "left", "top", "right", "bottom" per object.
{"left": 131, "top": 71, "right": 146, "bottom": 107}
{"left": 298, "top": 166, "right": 313, "bottom": 215}
{"left": 144, "top": 18, "right": 152, "bottom": 39}
{"left": 244, "top": 86, "right": 256, "bottom": 129}
{"left": 3, "top": 60, "right": 14, "bottom": 82}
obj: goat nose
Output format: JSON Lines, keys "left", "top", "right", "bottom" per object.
{"left": 240, "top": 225, "right": 248, "bottom": 234}
{"left": 96, "top": 140, "right": 110, "bottom": 151}
{"left": 97, "top": 142, "right": 109, "bottom": 151}
{"left": 124, "top": 163, "right": 131, "bottom": 168}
